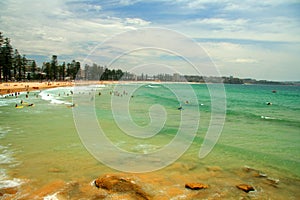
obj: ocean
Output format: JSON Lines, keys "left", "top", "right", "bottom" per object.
{"left": 0, "top": 83, "right": 299, "bottom": 199}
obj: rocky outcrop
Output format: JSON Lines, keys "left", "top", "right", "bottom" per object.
{"left": 185, "top": 183, "right": 209, "bottom": 190}
{"left": 94, "top": 174, "right": 152, "bottom": 200}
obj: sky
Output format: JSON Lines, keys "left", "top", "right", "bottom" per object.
{"left": 0, "top": 0, "right": 299, "bottom": 81}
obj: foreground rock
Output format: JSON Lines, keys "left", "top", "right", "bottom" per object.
{"left": 94, "top": 174, "right": 152, "bottom": 200}
{"left": 236, "top": 184, "right": 255, "bottom": 193}
{"left": 185, "top": 183, "right": 209, "bottom": 190}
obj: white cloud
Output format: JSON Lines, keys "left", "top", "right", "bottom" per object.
{"left": 125, "top": 18, "right": 151, "bottom": 26}
{"left": 231, "top": 58, "right": 258, "bottom": 64}
{"left": 118, "top": 0, "right": 140, "bottom": 6}
{"left": 0, "top": 0, "right": 299, "bottom": 80}
{"left": 201, "top": 41, "right": 300, "bottom": 81}
{"left": 0, "top": 0, "right": 152, "bottom": 61}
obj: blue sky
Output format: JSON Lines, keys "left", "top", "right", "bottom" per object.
{"left": 0, "top": 0, "right": 299, "bottom": 81}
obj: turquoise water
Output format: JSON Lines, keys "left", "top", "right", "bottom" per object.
{"left": 0, "top": 83, "right": 299, "bottom": 199}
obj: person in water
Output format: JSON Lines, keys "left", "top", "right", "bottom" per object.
{"left": 67, "top": 103, "right": 76, "bottom": 108}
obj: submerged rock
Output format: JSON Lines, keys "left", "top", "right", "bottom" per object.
{"left": 94, "top": 174, "right": 151, "bottom": 200}
{"left": 25, "top": 180, "right": 66, "bottom": 199}
{"left": 266, "top": 177, "right": 280, "bottom": 187}
{"left": 185, "top": 183, "right": 209, "bottom": 190}
{"left": 206, "top": 166, "right": 222, "bottom": 172}
{"left": 236, "top": 184, "right": 255, "bottom": 193}
{"left": 243, "top": 165, "right": 269, "bottom": 179}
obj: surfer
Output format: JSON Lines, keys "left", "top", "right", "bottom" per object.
{"left": 178, "top": 106, "right": 184, "bottom": 111}
{"left": 15, "top": 104, "right": 23, "bottom": 108}
{"left": 266, "top": 102, "right": 272, "bottom": 105}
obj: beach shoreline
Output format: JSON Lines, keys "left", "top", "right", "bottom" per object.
{"left": 0, "top": 81, "right": 75, "bottom": 96}
{"left": 0, "top": 80, "right": 203, "bottom": 96}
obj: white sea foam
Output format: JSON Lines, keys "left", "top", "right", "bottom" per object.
{"left": 0, "top": 141, "right": 23, "bottom": 191}
{"left": 261, "top": 116, "right": 276, "bottom": 120}
{"left": 39, "top": 87, "right": 73, "bottom": 105}
{"left": 146, "top": 84, "right": 161, "bottom": 88}
{"left": 0, "top": 100, "right": 8, "bottom": 107}
{"left": 0, "top": 169, "right": 7, "bottom": 180}
{"left": 0, "top": 97, "right": 20, "bottom": 107}
{"left": 0, "top": 144, "right": 15, "bottom": 165}
{"left": 0, "top": 178, "right": 23, "bottom": 189}
{"left": 132, "top": 144, "right": 160, "bottom": 154}
{"left": 88, "top": 84, "right": 106, "bottom": 88}
{"left": 0, "top": 154, "right": 14, "bottom": 164}
{"left": 44, "top": 192, "right": 59, "bottom": 200}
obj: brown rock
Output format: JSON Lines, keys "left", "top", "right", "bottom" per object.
{"left": 94, "top": 174, "right": 151, "bottom": 200}
{"left": 0, "top": 187, "right": 18, "bottom": 196}
{"left": 185, "top": 183, "right": 209, "bottom": 190}
{"left": 236, "top": 184, "right": 255, "bottom": 193}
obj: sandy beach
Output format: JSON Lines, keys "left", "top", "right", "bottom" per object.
{"left": 0, "top": 80, "right": 157, "bottom": 96}
{"left": 0, "top": 81, "right": 75, "bottom": 96}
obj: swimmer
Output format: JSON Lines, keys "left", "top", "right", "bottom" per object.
{"left": 67, "top": 103, "right": 76, "bottom": 108}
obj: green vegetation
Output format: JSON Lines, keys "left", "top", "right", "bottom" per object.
{"left": 0, "top": 32, "right": 127, "bottom": 82}
{"left": 0, "top": 32, "right": 81, "bottom": 82}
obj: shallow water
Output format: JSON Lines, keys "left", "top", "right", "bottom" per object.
{"left": 0, "top": 83, "right": 299, "bottom": 199}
